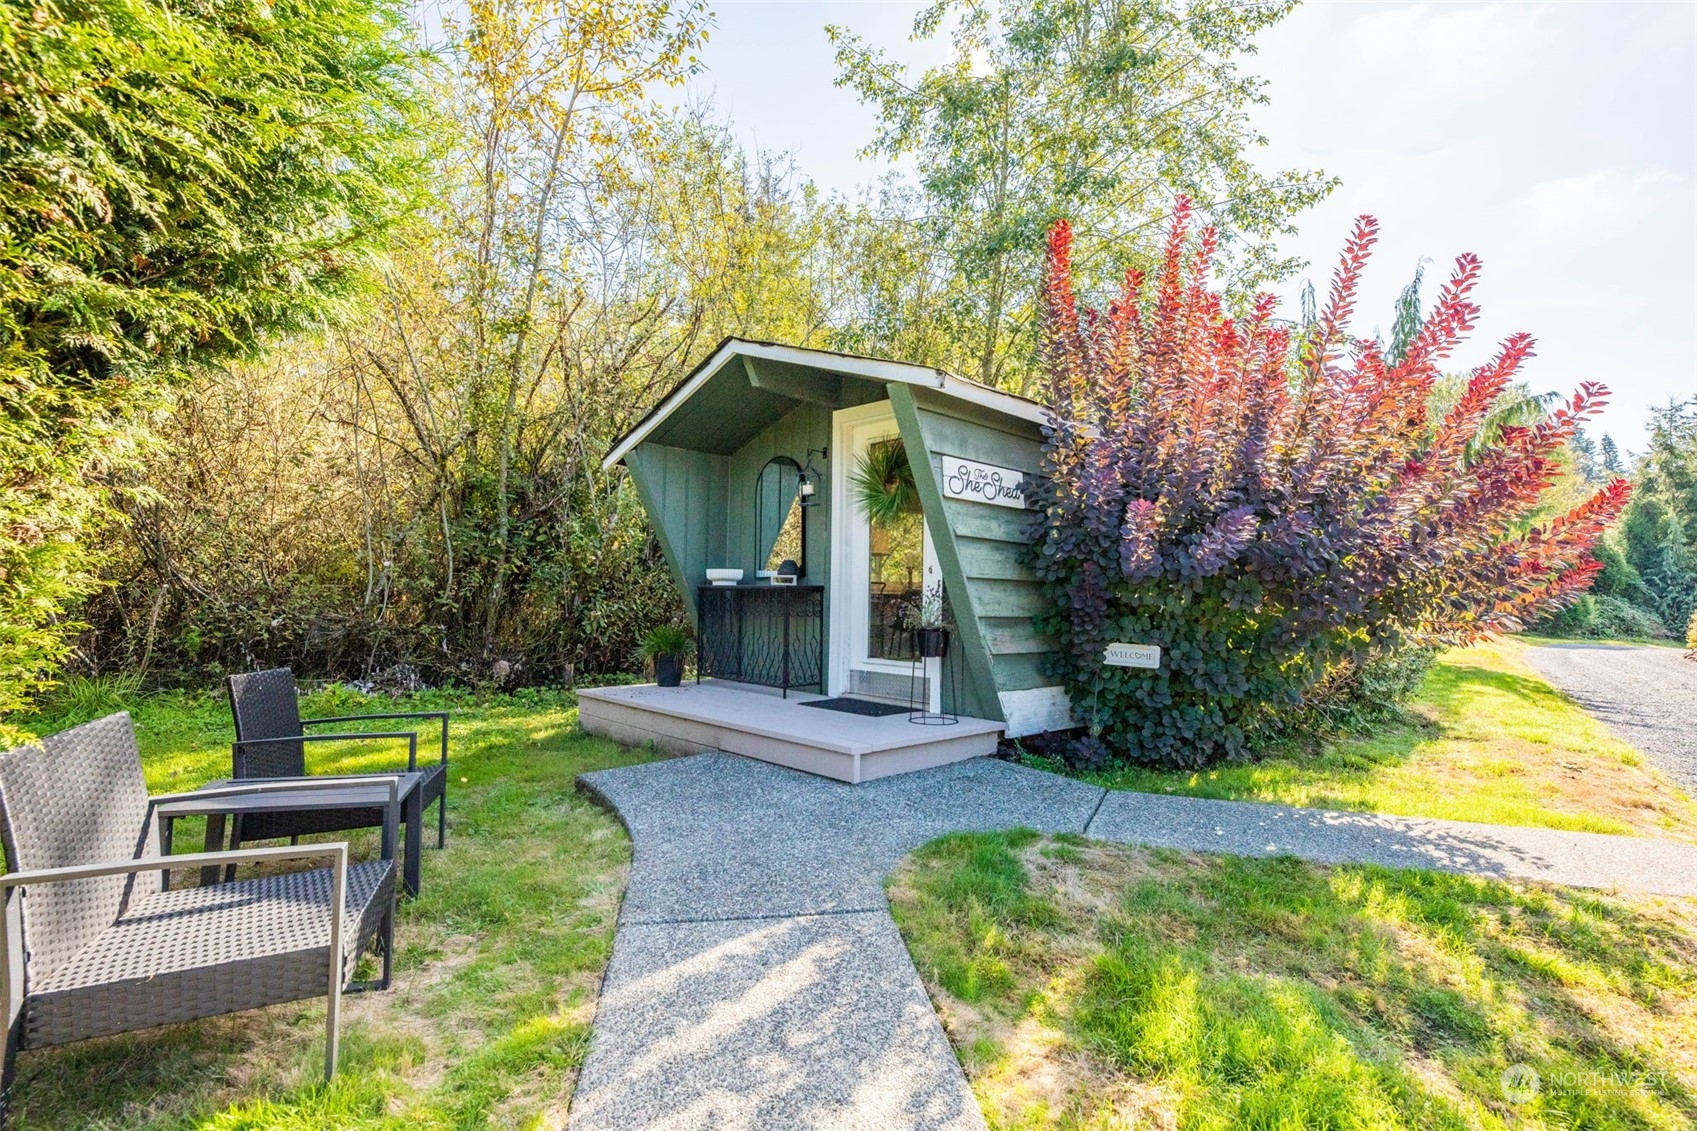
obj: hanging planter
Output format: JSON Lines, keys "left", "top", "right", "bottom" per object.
{"left": 915, "top": 626, "right": 950, "bottom": 659}
{"left": 911, "top": 581, "right": 950, "bottom": 658}
{"left": 851, "top": 439, "right": 920, "bottom": 526}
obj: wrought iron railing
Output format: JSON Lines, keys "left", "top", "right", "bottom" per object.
{"left": 696, "top": 584, "right": 826, "bottom": 697}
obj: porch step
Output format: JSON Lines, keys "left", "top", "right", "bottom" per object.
{"left": 576, "top": 681, "right": 1003, "bottom": 784}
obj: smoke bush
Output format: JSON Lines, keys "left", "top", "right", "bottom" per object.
{"left": 1031, "top": 200, "right": 1631, "bottom": 767}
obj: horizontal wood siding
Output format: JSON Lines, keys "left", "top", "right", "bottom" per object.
{"left": 989, "top": 651, "right": 1053, "bottom": 693}
{"left": 945, "top": 504, "right": 1036, "bottom": 542}
{"left": 892, "top": 384, "right": 1068, "bottom": 726}
{"left": 967, "top": 581, "right": 1049, "bottom": 619}
{"left": 979, "top": 616, "right": 1057, "bottom": 655}
{"left": 953, "top": 536, "right": 1037, "bottom": 582}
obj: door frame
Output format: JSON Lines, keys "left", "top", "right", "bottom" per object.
{"left": 828, "top": 400, "right": 937, "bottom": 696}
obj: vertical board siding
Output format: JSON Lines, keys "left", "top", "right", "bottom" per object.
{"left": 630, "top": 396, "right": 835, "bottom": 690}
{"left": 725, "top": 402, "right": 833, "bottom": 579}
{"left": 625, "top": 443, "right": 728, "bottom": 618}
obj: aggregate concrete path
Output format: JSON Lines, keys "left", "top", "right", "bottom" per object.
{"left": 570, "top": 752, "right": 1697, "bottom": 1131}
{"left": 1524, "top": 642, "right": 1697, "bottom": 794}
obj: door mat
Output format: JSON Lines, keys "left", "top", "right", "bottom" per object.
{"left": 797, "top": 697, "right": 910, "bottom": 717}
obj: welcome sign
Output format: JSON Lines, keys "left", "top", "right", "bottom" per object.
{"left": 940, "top": 456, "right": 1030, "bottom": 509}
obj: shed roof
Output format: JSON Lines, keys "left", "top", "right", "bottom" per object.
{"left": 602, "top": 338, "right": 1048, "bottom": 470}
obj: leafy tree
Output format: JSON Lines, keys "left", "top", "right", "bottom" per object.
{"left": 0, "top": 0, "right": 425, "bottom": 713}
{"left": 1031, "top": 201, "right": 1630, "bottom": 767}
{"left": 829, "top": 0, "right": 1332, "bottom": 392}
{"left": 82, "top": 95, "right": 850, "bottom": 684}
{"left": 1588, "top": 540, "right": 1654, "bottom": 609}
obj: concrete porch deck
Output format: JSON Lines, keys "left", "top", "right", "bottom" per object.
{"left": 576, "top": 681, "right": 1004, "bottom": 783}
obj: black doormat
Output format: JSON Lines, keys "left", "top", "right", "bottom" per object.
{"left": 798, "top": 697, "right": 910, "bottom": 717}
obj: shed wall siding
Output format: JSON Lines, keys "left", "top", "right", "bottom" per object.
{"left": 889, "top": 385, "right": 1075, "bottom": 734}
{"left": 627, "top": 402, "right": 836, "bottom": 690}
{"left": 723, "top": 402, "right": 833, "bottom": 583}
{"left": 624, "top": 444, "right": 728, "bottom": 618}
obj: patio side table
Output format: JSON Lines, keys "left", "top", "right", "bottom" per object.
{"left": 155, "top": 772, "right": 427, "bottom": 898}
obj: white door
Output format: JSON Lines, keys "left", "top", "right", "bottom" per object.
{"left": 829, "top": 402, "right": 941, "bottom": 699}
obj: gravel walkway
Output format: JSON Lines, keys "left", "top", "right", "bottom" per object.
{"left": 570, "top": 752, "right": 1697, "bottom": 1131}
{"left": 1524, "top": 642, "right": 1697, "bottom": 794}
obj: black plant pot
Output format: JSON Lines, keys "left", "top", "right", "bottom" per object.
{"left": 915, "top": 627, "right": 950, "bottom": 659}
{"left": 654, "top": 653, "right": 683, "bottom": 688}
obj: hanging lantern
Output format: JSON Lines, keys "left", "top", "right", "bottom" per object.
{"left": 797, "top": 447, "right": 826, "bottom": 508}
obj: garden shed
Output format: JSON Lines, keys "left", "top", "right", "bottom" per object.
{"left": 577, "top": 338, "right": 1074, "bottom": 782}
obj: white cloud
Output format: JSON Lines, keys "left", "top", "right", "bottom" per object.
{"left": 1516, "top": 167, "right": 1685, "bottom": 245}
{"left": 1343, "top": 2, "right": 1552, "bottom": 102}
{"left": 1254, "top": 3, "right": 1556, "bottom": 147}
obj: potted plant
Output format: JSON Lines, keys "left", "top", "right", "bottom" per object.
{"left": 641, "top": 624, "right": 690, "bottom": 688}
{"left": 911, "top": 582, "right": 949, "bottom": 658}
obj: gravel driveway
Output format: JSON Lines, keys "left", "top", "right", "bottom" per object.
{"left": 1524, "top": 642, "right": 1697, "bottom": 794}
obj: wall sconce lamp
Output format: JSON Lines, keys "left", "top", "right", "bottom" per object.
{"left": 797, "top": 447, "right": 826, "bottom": 508}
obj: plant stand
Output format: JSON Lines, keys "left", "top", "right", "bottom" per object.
{"left": 908, "top": 627, "right": 958, "bottom": 725}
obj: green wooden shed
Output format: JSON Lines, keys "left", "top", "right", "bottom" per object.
{"left": 583, "top": 338, "right": 1074, "bottom": 781}
{"left": 605, "top": 337, "right": 1074, "bottom": 733}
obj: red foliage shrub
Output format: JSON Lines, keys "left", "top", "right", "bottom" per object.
{"left": 1031, "top": 199, "right": 1630, "bottom": 767}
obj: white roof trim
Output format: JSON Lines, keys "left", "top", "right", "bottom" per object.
{"left": 602, "top": 340, "right": 1047, "bottom": 470}
{"left": 936, "top": 373, "right": 1048, "bottom": 427}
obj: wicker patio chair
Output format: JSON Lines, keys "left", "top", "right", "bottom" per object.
{"left": 226, "top": 668, "right": 449, "bottom": 855}
{"left": 0, "top": 713, "right": 397, "bottom": 1124}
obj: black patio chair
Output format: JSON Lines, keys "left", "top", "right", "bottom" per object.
{"left": 0, "top": 713, "right": 396, "bottom": 1125}
{"left": 225, "top": 668, "right": 449, "bottom": 857}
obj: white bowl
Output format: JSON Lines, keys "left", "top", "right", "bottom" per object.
{"left": 705, "top": 568, "right": 744, "bottom": 586}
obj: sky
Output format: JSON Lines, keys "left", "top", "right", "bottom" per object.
{"left": 680, "top": 1, "right": 1697, "bottom": 453}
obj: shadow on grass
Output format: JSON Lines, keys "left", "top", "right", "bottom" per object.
{"left": 6, "top": 690, "right": 655, "bottom": 1129}
{"left": 894, "top": 831, "right": 1697, "bottom": 1131}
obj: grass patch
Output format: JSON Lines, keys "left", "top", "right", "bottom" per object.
{"left": 5, "top": 685, "right": 653, "bottom": 1129}
{"left": 1066, "top": 639, "right": 1697, "bottom": 841}
{"left": 890, "top": 831, "right": 1697, "bottom": 1130}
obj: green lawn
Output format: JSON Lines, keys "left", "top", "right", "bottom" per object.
{"left": 1056, "top": 639, "right": 1697, "bottom": 841}
{"left": 890, "top": 830, "right": 1697, "bottom": 1131}
{"left": 5, "top": 683, "right": 652, "bottom": 1130}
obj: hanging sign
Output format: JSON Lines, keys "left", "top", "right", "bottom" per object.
{"left": 939, "top": 456, "right": 1030, "bottom": 509}
{"left": 1104, "top": 643, "right": 1161, "bottom": 669}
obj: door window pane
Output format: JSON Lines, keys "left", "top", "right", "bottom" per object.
{"left": 868, "top": 507, "right": 923, "bottom": 661}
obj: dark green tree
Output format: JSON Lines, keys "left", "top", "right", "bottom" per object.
{"left": 1385, "top": 261, "right": 1428, "bottom": 365}
{"left": 1617, "top": 400, "right": 1697, "bottom": 631}
{"left": 1569, "top": 426, "right": 1601, "bottom": 484}
{"left": 0, "top": 0, "right": 425, "bottom": 716}
{"left": 1600, "top": 432, "right": 1624, "bottom": 475}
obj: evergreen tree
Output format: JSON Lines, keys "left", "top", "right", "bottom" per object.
{"left": 1385, "top": 261, "right": 1428, "bottom": 366}
{"left": 1616, "top": 400, "right": 1697, "bottom": 633}
{"left": 0, "top": 0, "right": 425, "bottom": 715}
{"left": 1569, "top": 427, "right": 1601, "bottom": 484}
{"left": 1601, "top": 433, "right": 1625, "bottom": 475}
